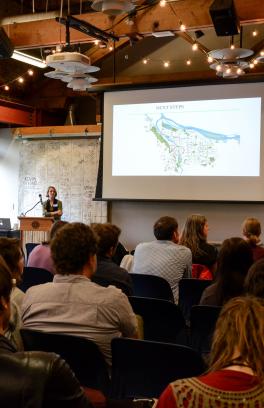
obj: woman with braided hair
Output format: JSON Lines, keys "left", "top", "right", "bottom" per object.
{"left": 157, "top": 296, "right": 264, "bottom": 408}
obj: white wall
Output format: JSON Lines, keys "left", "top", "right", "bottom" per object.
{"left": 2, "top": 127, "right": 264, "bottom": 249}
{"left": 0, "top": 129, "right": 19, "bottom": 228}
{"left": 111, "top": 201, "right": 264, "bottom": 251}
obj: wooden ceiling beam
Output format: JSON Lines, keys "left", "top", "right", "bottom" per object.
{"left": 3, "top": 1, "right": 264, "bottom": 49}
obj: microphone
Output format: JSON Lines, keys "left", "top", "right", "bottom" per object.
{"left": 39, "top": 194, "right": 43, "bottom": 205}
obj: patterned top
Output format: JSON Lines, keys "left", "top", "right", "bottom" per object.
{"left": 157, "top": 370, "right": 264, "bottom": 408}
{"left": 132, "top": 240, "right": 192, "bottom": 303}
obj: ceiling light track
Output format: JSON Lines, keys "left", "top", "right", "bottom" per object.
{"left": 56, "top": 15, "right": 119, "bottom": 44}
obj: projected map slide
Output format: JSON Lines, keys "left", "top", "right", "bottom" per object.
{"left": 112, "top": 97, "right": 261, "bottom": 176}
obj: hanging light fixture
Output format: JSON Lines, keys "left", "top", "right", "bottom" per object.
{"left": 91, "top": 0, "right": 135, "bottom": 15}
{"left": 208, "top": 47, "right": 253, "bottom": 78}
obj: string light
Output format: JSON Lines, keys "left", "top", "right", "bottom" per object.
{"left": 159, "top": 0, "right": 166, "bottom": 7}
{"left": 230, "top": 44, "right": 235, "bottom": 50}
{"left": 192, "top": 42, "right": 198, "bottom": 51}
{"left": 94, "top": 39, "right": 99, "bottom": 45}
{"left": 207, "top": 56, "right": 213, "bottom": 63}
{"left": 143, "top": 58, "right": 148, "bottom": 64}
{"left": 179, "top": 22, "right": 186, "bottom": 32}
{"left": 249, "top": 62, "right": 255, "bottom": 69}
{"left": 186, "top": 59, "right": 191, "bottom": 65}
{"left": 0, "top": 69, "right": 36, "bottom": 92}
{"left": 163, "top": 61, "right": 170, "bottom": 68}
{"left": 252, "top": 30, "right": 258, "bottom": 37}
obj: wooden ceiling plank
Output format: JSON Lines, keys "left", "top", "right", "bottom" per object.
{"left": 4, "top": 1, "right": 264, "bottom": 49}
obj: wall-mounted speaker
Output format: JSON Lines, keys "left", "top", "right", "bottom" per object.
{"left": 0, "top": 28, "right": 14, "bottom": 59}
{"left": 209, "top": 0, "right": 240, "bottom": 37}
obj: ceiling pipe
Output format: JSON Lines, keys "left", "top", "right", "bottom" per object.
{"left": 0, "top": 11, "right": 63, "bottom": 25}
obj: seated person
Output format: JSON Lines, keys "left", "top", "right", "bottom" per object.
{"left": 133, "top": 216, "right": 192, "bottom": 303}
{"left": 27, "top": 220, "right": 68, "bottom": 274}
{"left": 0, "top": 256, "right": 92, "bottom": 408}
{"left": 200, "top": 237, "right": 253, "bottom": 306}
{"left": 244, "top": 258, "right": 264, "bottom": 299}
{"left": 180, "top": 214, "right": 218, "bottom": 275}
{"left": 242, "top": 217, "right": 264, "bottom": 262}
{"left": 157, "top": 296, "right": 264, "bottom": 408}
{"left": 0, "top": 237, "right": 24, "bottom": 350}
{"left": 22, "top": 222, "right": 138, "bottom": 367}
{"left": 91, "top": 223, "right": 133, "bottom": 296}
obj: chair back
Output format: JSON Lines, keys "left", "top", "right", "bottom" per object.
{"left": 129, "top": 273, "right": 174, "bottom": 302}
{"left": 129, "top": 296, "right": 187, "bottom": 345}
{"left": 19, "top": 266, "right": 53, "bottom": 292}
{"left": 190, "top": 305, "right": 221, "bottom": 354}
{"left": 20, "top": 329, "right": 110, "bottom": 395}
{"left": 111, "top": 338, "right": 205, "bottom": 399}
{"left": 92, "top": 275, "right": 132, "bottom": 297}
{"left": 178, "top": 278, "right": 212, "bottom": 321}
{"left": 25, "top": 242, "right": 39, "bottom": 263}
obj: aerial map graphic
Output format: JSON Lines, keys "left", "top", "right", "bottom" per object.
{"left": 147, "top": 113, "right": 240, "bottom": 174}
{"left": 112, "top": 97, "right": 261, "bottom": 177}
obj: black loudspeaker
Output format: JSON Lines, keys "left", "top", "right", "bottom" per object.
{"left": 0, "top": 28, "right": 14, "bottom": 59}
{"left": 209, "top": 0, "right": 240, "bottom": 36}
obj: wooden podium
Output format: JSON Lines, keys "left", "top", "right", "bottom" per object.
{"left": 18, "top": 216, "right": 54, "bottom": 247}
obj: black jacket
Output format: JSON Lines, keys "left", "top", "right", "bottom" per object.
{"left": 0, "top": 335, "right": 92, "bottom": 408}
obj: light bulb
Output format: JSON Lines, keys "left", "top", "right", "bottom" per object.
{"left": 216, "top": 64, "right": 221, "bottom": 72}
{"left": 249, "top": 63, "right": 254, "bottom": 69}
{"left": 186, "top": 59, "right": 191, "bottom": 65}
{"left": 236, "top": 68, "right": 242, "bottom": 75}
{"left": 159, "top": 0, "right": 166, "bottom": 7}
{"left": 207, "top": 56, "right": 213, "bottom": 63}
{"left": 28, "top": 69, "right": 34, "bottom": 76}
{"left": 94, "top": 40, "right": 99, "bottom": 45}
{"left": 230, "top": 44, "right": 235, "bottom": 50}
{"left": 180, "top": 23, "right": 186, "bottom": 32}
{"left": 4, "top": 85, "right": 9, "bottom": 91}
{"left": 18, "top": 77, "right": 24, "bottom": 83}
{"left": 143, "top": 58, "right": 148, "bottom": 64}
{"left": 192, "top": 43, "right": 198, "bottom": 51}
{"left": 164, "top": 61, "right": 169, "bottom": 68}
{"left": 252, "top": 30, "right": 257, "bottom": 37}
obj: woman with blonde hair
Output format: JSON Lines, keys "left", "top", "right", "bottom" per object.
{"left": 0, "top": 237, "right": 24, "bottom": 349}
{"left": 242, "top": 217, "right": 264, "bottom": 261}
{"left": 157, "top": 296, "right": 264, "bottom": 408}
{"left": 180, "top": 214, "right": 218, "bottom": 273}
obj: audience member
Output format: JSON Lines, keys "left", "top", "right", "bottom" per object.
{"left": 180, "top": 214, "right": 218, "bottom": 273}
{"left": 112, "top": 242, "right": 129, "bottom": 266}
{"left": 22, "top": 222, "right": 138, "bottom": 366}
{"left": 0, "top": 256, "right": 93, "bottom": 408}
{"left": 27, "top": 220, "right": 68, "bottom": 274}
{"left": 132, "top": 216, "right": 192, "bottom": 303}
{"left": 0, "top": 237, "right": 24, "bottom": 350}
{"left": 245, "top": 258, "right": 264, "bottom": 298}
{"left": 242, "top": 217, "right": 264, "bottom": 262}
{"left": 91, "top": 223, "right": 133, "bottom": 296}
{"left": 157, "top": 296, "right": 264, "bottom": 408}
{"left": 200, "top": 237, "right": 253, "bottom": 306}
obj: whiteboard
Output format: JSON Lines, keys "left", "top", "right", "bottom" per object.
{"left": 18, "top": 139, "right": 107, "bottom": 224}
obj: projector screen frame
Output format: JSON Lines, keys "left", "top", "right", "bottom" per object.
{"left": 99, "top": 80, "right": 264, "bottom": 203}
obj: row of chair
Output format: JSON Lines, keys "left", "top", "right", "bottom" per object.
{"left": 20, "top": 329, "right": 206, "bottom": 399}
{"left": 20, "top": 267, "right": 212, "bottom": 321}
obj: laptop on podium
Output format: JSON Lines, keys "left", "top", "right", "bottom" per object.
{"left": 0, "top": 218, "right": 11, "bottom": 231}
